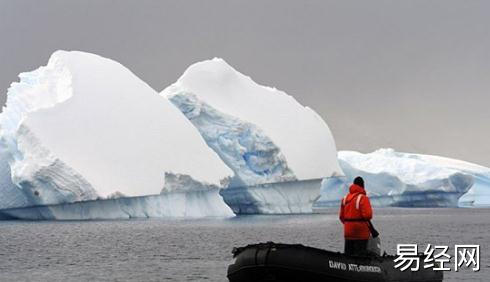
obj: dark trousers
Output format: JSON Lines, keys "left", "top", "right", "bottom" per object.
{"left": 344, "top": 239, "right": 368, "bottom": 255}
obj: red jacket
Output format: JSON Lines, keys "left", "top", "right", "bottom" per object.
{"left": 339, "top": 184, "right": 373, "bottom": 240}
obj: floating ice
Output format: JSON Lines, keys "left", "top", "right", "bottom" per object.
{"left": 0, "top": 51, "right": 232, "bottom": 210}
{"left": 162, "top": 58, "right": 344, "bottom": 214}
{"left": 0, "top": 52, "right": 344, "bottom": 218}
{"left": 415, "top": 154, "right": 490, "bottom": 207}
{"left": 315, "top": 149, "right": 479, "bottom": 208}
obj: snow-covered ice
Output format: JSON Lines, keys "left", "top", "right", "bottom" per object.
{"left": 0, "top": 51, "right": 232, "bottom": 211}
{"left": 0, "top": 51, "right": 345, "bottom": 218}
{"left": 8, "top": 52, "right": 486, "bottom": 218}
{"left": 162, "top": 58, "right": 343, "bottom": 181}
{"left": 414, "top": 154, "right": 490, "bottom": 207}
{"left": 0, "top": 51, "right": 341, "bottom": 218}
{"left": 315, "top": 149, "right": 481, "bottom": 208}
{"left": 162, "top": 58, "right": 343, "bottom": 214}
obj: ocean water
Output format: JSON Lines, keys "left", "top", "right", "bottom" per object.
{"left": 0, "top": 208, "right": 488, "bottom": 281}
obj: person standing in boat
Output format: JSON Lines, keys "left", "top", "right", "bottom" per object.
{"left": 339, "top": 176, "right": 373, "bottom": 255}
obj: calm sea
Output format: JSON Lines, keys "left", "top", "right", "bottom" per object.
{"left": 0, "top": 208, "right": 488, "bottom": 281}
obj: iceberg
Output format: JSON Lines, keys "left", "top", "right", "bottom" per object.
{"left": 414, "top": 154, "right": 490, "bottom": 207}
{"left": 162, "top": 58, "right": 343, "bottom": 214}
{"left": 162, "top": 58, "right": 342, "bottom": 181}
{"left": 315, "top": 149, "right": 478, "bottom": 208}
{"left": 0, "top": 52, "right": 343, "bottom": 218}
{"left": 0, "top": 51, "right": 233, "bottom": 217}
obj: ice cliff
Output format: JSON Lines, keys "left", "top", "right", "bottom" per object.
{"left": 0, "top": 148, "right": 28, "bottom": 210}
{"left": 0, "top": 189, "right": 234, "bottom": 220}
{"left": 162, "top": 58, "right": 343, "bottom": 213}
{"left": 315, "top": 149, "right": 485, "bottom": 208}
{"left": 0, "top": 51, "right": 233, "bottom": 213}
{"left": 166, "top": 91, "right": 296, "bottom": 187}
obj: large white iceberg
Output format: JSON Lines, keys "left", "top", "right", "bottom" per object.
{"left": 0, "top": 51, "right": 233, "bottom": 216}
{"left": 162, "top": 58, "right": 343, "bottom": 214}
{"left": 0, "top": 52, "right": 344, "bottom": 218}
{"left": 315, "top": 149, "right": 482, "bottom": 208}
{"left": 162, "top": 58, "right": 342, "bottom": 181}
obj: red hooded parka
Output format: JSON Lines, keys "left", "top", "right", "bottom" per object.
{"left": 339, "top": 184, "right": 373, "bottom": 240}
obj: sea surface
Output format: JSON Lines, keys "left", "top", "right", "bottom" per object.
{"left": 0, "top": 208, "right": 488, "bottom": 281}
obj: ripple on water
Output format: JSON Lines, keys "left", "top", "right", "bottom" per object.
{"left": 0, "top": 208, "right": 488, "bottom": 281}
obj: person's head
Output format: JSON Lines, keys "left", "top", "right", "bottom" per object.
{"left": 353, "top": 176, "right": 364, "bottom": 188}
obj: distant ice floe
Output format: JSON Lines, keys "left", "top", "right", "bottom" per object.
{"left": 315, "top": 149, "right": 489, "bottom": 209}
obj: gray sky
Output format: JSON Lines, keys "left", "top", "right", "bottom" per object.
{"left": 1, "top": 0, "right": 489, "bottom": 166}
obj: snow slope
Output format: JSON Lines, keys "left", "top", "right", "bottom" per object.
{"left": 162, "top": 58, "right": 343, "bottom": 182}
{"left": 0, "top": 51, "right": 232, "bottom": 208}
{"left": 315, "top": 149, "right": 476, "bottom": 208}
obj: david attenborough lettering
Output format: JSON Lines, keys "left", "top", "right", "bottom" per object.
{"left": 328, "top": 260, "right": 381, "bottom": 273}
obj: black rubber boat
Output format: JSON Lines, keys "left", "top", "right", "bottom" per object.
{"left": 227, "top": 242, "right": 443, "bottom": 282}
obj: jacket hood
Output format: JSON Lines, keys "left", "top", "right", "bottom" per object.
{"left": 344, "top": 184, "right": 366, "bottom": 203}
{"left": 348, "top": 184, "right": 366, "bottom": 196}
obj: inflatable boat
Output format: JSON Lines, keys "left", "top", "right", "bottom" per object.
{"left": 227, "top": 242, "right": 443, "bottom": 282}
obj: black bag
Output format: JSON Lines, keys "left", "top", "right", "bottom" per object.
{"left": 367, "top": 220, "right": 381, "bottom": 255}
{"left": 367, "top": 220, "right": 379, "bottom": 238}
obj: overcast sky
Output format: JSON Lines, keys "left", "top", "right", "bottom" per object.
{"left": 1, "top": 0, "right": 489, "bottom": 166}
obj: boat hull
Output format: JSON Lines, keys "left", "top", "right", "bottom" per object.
{"left": 227, "top": 242, "right": 443, "bottom": 282}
